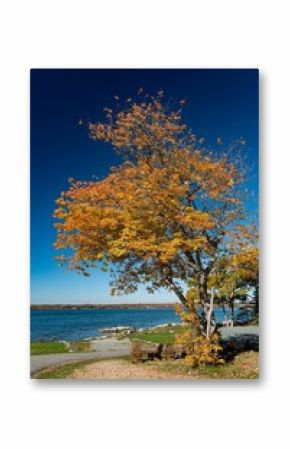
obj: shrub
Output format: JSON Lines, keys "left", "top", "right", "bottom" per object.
{"left": 175, "top": 328, "right": 223, "bottom": 367}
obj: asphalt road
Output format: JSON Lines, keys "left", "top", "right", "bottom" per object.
{"left": 219, "top": 326, "right": 259, "bottom": 339}
{"left": 31, "top": 338, "right": 132, "bottom": 375}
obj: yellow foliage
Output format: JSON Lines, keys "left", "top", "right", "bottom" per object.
{"left": 174, "top": 302, "right": 223, "bottom": 367}
{"left": 53, "top": 91, "right": 258, "bottom": 306}
{"left": 176, "top": 329, "right": 223, "bottom": 367}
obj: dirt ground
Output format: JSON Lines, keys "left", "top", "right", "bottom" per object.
{"left": 68, "top": 352, "right": 259, "bottom": 380}
{"left": 69, "top": 359, "right": 192, "bottom": 380}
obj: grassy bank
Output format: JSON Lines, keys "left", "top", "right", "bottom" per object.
{"left": 31, "top": 342, "right": 69, "bottom": 355}
{"left": 129, "top": 324, "right": 185, "bottom": 345}
{"left": 30, "top": 340, "right": 91, "bottom": 355}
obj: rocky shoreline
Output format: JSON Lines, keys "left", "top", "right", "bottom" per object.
{"left": 99, "top": 322, "right": 181, "bottom": 336}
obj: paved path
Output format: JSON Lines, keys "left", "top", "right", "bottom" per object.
{"left": 31, "top": 338, "right": 132, "bottom": 374}
{"left": 219, "top": 326, "right": 259, "bottom": 339}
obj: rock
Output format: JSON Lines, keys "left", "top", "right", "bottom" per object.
{"left": 146, "top": 322, "right": 178, "bottom": 331}
{"left": 101, "top": 326, "right": 136, "bottom": 334}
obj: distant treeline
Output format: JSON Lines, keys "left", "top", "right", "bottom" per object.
{"left": 31, "top": 303, "right": 178, "bottom": 310}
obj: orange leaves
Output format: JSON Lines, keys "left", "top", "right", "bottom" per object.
{"left": 53, "top": 89, "right": 257, "bottom": 311}
{"left": 209, "top": 188, "right": 219, "bottom": 199}
{"left": 174, "top": 304, "right": 199, "bottom": 325}
{"left": 231, "top": 247, "right": 259, "bottom": 280}
{"left": 53, "top": 143, "right": 245, "bottom": 274}
{"left": 207, "top": 244, "right": 259, "bottom": 301}
{"left": 158, "top": 239, "right": 181, "bottom": 264}
{"left": 174, "top": 305, "right": 223, "bottom": 366}
{"left": 88, "top": 92, "right": 189, "bottom": 160}
{"left": 99, "top": 217, "right": 119, "bottom": 230}
{"left": 89, "top": 122, "right": 112, "bottom": 142}
{"left": 178, "top": 209, "right": 215, "bottom": 231}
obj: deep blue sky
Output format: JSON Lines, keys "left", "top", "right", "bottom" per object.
{"left": 31, "top": 69, "right": 259, "bottom": 304}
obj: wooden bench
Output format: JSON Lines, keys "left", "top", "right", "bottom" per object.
{"left": 132, "top": 342, "right": 163, "bottom": 363}
{"left": 164, "top": 344, "right": 187, "bottom": 359}
{"left": 132, "top": 342, "right": 188, "bottom": 362}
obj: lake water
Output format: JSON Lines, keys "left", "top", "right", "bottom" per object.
{"left": 30, "top": 307, "right": 254, "bottom": 342}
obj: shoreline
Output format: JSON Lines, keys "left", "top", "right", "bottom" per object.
{"left": 30, "top": 322, "right": 181, "bottom": 344}
{"left": 31, "top": 303, "right": 255, "bottom": 311}
{"left": 31, "top": 303, "right": 178, "bottom": 310}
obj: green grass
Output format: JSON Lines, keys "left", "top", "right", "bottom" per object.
{"left": 30, "top": 340, "right": 91, "bottom": 355}
{"left": 30, "top": 342, "right": 69, "bottom": 355}
{"left": 129, "top": 325, "right": 185, "bottom": 345}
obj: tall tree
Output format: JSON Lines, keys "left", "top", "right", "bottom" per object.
{"left": 54, "top": 91, "right": 258, "bottom": 336}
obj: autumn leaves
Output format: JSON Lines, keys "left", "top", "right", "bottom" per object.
{"left": 54, "top": 91, "right": 258, "bottom": 316}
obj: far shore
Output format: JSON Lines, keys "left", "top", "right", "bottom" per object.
{"left": 31, "top": 303, "right": 255, "bottom": 311}
{"left": 31, "top": 303, "right": 178, "bottom": 310}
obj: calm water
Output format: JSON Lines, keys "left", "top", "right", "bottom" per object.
{"left": 31, "top": 308, "right": 181, "bottom": 342}
{"left": 30, "top": 307, "right": 254, "bottom": 342}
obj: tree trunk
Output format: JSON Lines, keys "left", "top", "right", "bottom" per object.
{"left": 206, "top": 288, "right": 215, "bottom": 340}
{"left": 197, "top": 272, "right": 208, "bottom": 333}
{"left": 166, "top": 278, "right": 188, "bottom": 308}
{"left": 254, "top": 284, "right": 259, "bottom": 316}
{"left": 227, "top": 293, "right": 234, "bottom": 321}
{"left": 198, "top": 272, "right": 208, "bottom": 306}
